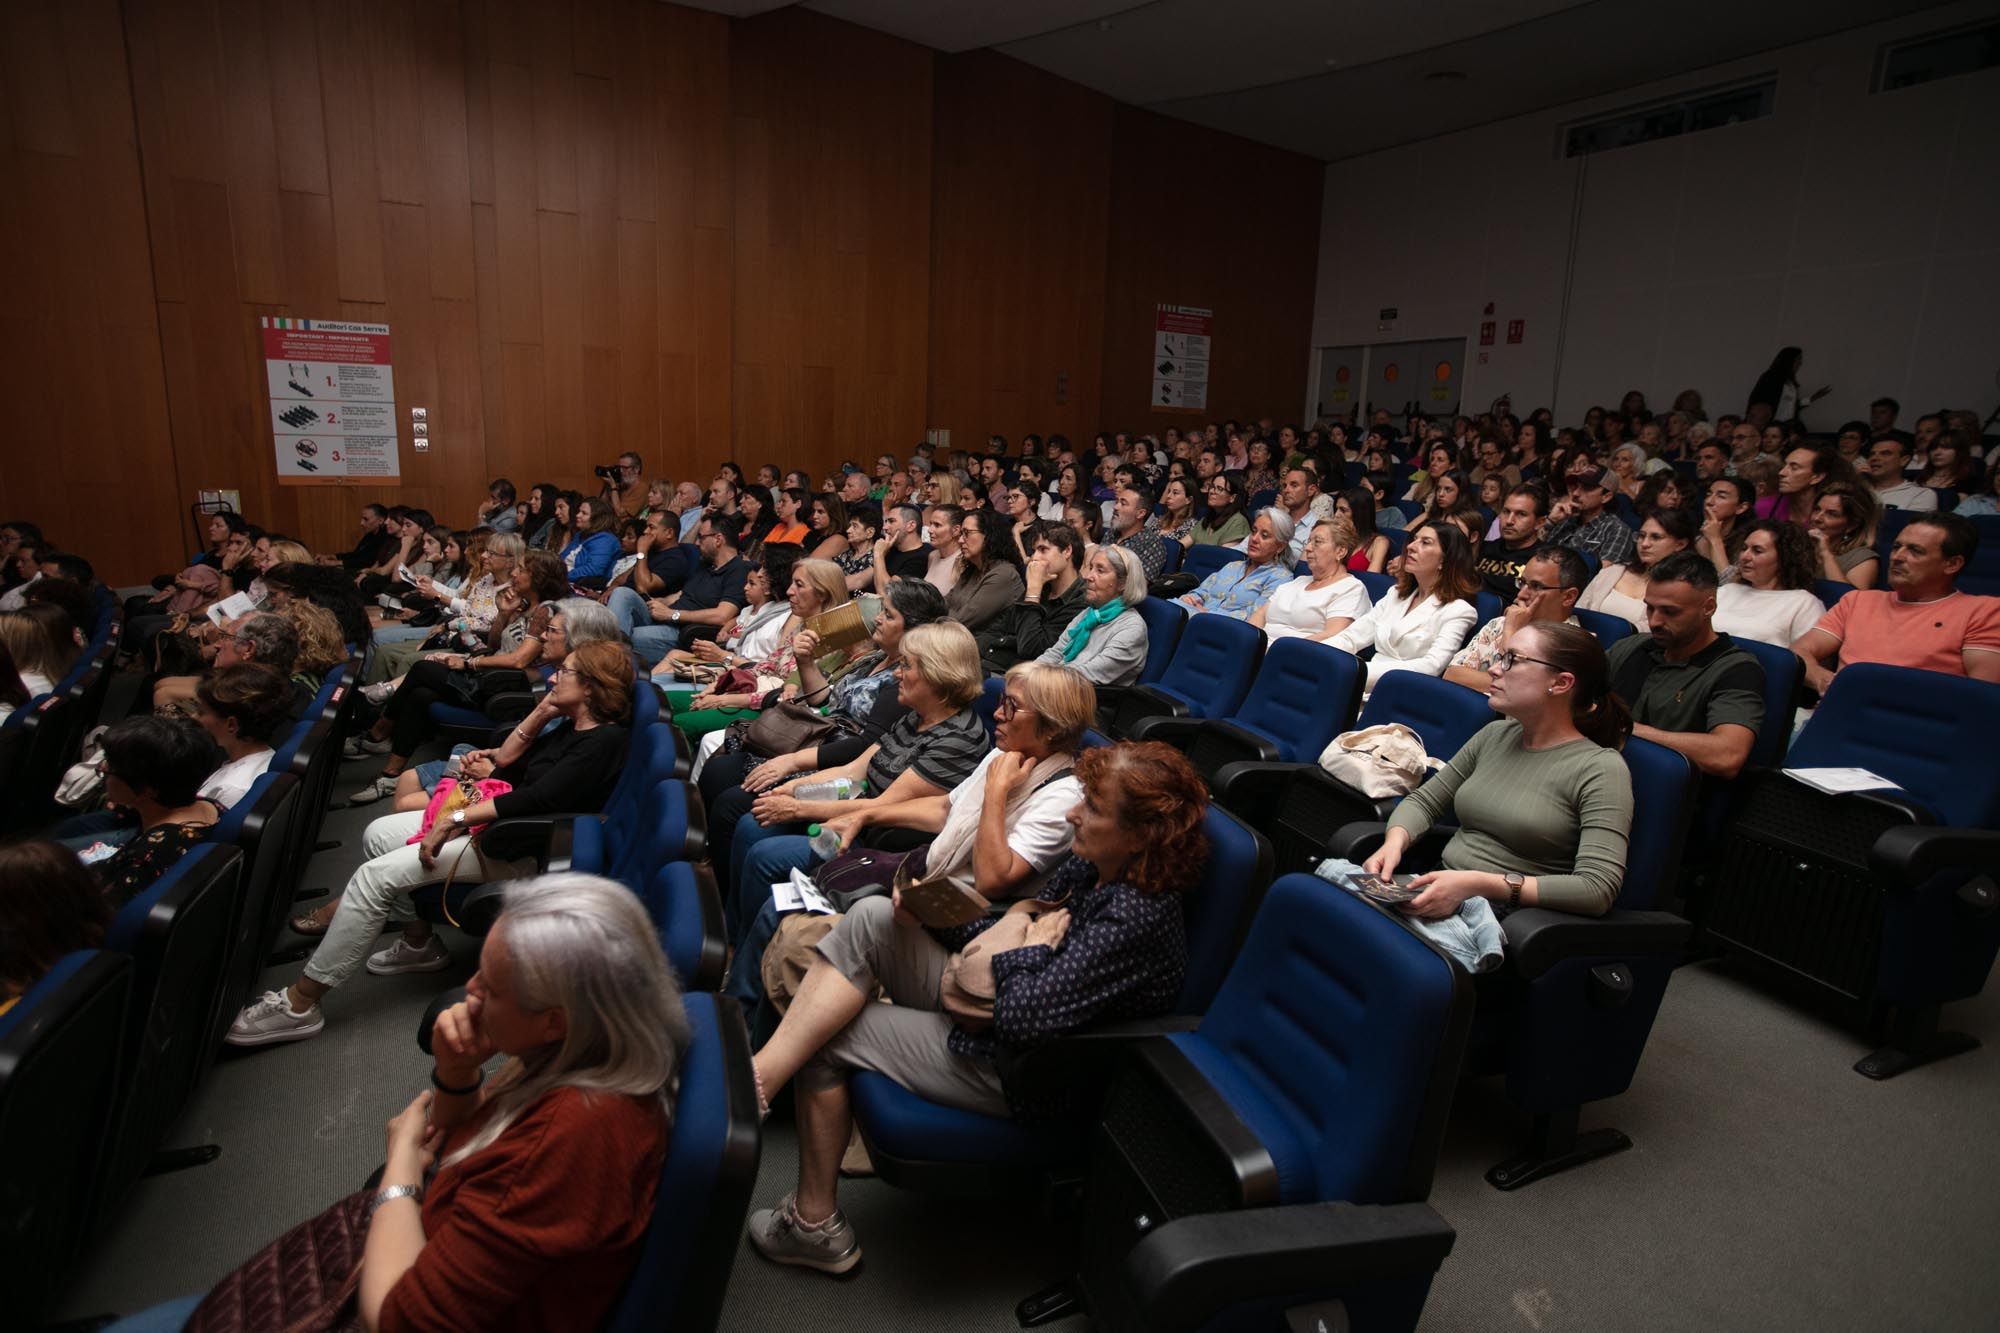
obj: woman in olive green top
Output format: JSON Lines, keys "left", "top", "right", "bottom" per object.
{"left": 1365, "top": 621, "right": 1634, "bottom": 918}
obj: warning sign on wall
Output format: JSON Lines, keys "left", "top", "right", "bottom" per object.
{"left": 261, "top": 317, "right": 399, "bottom": 485}
{"left": 1151, "top": 305, "right": 1211, "bottom": 412}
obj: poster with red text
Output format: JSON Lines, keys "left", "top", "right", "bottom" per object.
{"left": 1152, "top": 305, "right": 1211, "bottom": 412}
{"left": 261, "top": 317, "right": 399, "bottom": 484}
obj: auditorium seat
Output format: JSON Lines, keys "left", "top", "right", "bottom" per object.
{"left": 1575, "top": 607, "right": 1635, "bottom": 647}
{"left": 0, "top": 950, "right": 133, "bottom": 1325}
{"left": 1015, "top": 871, "right": 1469, "bottom": 1332}
{"left": 1700, "top": 664, "right": 2000, "bottom": 1077}
{"left": 1330, "top": 735, "right": 1697, "bottom": 1189}
{"left": 1130, "top": 637, "right": 1364, "bottom": 793}
{"left": 1178, "top": 544, "right": 1245, "bottom": 584}
{"left": 1107, "top": 615, "right": 1265, "bottom": 738}
{"left": 201, "top": 770, "right": 302, "bottom": 1044}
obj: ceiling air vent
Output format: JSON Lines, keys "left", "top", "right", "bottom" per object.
{"left": 1559, "top": 77, "right": 1776, "bottom": 159}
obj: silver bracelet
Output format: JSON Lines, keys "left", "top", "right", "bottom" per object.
{"left": 367, "top": 1183, "right": 422, "bottom": 1218}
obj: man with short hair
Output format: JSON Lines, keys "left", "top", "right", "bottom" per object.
{"left": 869, "top": 503, "right": 932, "bottom": 592}
{"left": 627, "top": 509, "right": 694, "bottom": 601}
{"left": 1869, "top": 396, "right": 1899, "bottom": 434}
{"left": 479, "top": 478, "right": 519, "bottom": 533}
{"left": 923, "top": 504, "right": 964, "bottom": 596}
{"left": 839, "top": 469, "right": 871, "bottom": 509}
{"left": 1726, "top": 422, "right": 1770, "bottom": 469}
{"left": 671, "top": 481, "right": 705, "bottom": 540}
{"left": 1110, "top": 484, "right": 1170, "bottom": 579}
{"left": 1694, "top": 442, "right": 1732, "bottom": 482}
{"left": 607, "top": 512, "right": 747, "bottom": 666}
{"left": 1475, "top": 485, "right": 1550, "bottom": 598}
{"left": 1275, "top": 466, "right": 1321, "bottom": 564}
{"left": 606, "top": 451, "right": 647, "bottom": 518}
{"left": 983, "top": 523, "right": 1087, "bottom": 670}
{"left": 1606, "top": 552, "right": 1766, "bottom": 780}
{"left": 882, "top": 471, "right": 914, "bottom": 508}
{"left": 978, "top": 456, "right": 1007, "bottom": 507}
{"left": 1544, "top": 466, "right": 1636, "bottom": 566}
{"left": 330, "top": 504, "right": 394, "bottom": 571}
{"left": 1443, "top": 546, "right": 1586, "bottom": 692}
{"left": 1863, "top": 433, "right": 1936, "bottom": 511}
{"left": 1195, "top": 447, "right": 1224, "bottom": 482}
{"left": 1791, "top": 514, "right": 2000, "bottom": 688}
{"left": 1911, "top": 413, "right": 1945, "bottom": 473}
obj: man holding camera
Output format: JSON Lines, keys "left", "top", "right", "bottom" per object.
{"left": 599, "top": 450, "right": 648, "bottom": 519}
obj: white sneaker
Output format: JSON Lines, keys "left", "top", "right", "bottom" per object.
{"left": 360, "top": 681, "right": 397, "bottom": 706}
{"left": 343, "top": 734, "right": 392, "bottom": 759}
{"left": 347, "top": 773, "right": 401, "bottom": 805}
{"left": 226, "top": 990, "right": 325, "bottom": 1047}
{"left": 367, "top": 935, "right": 452, "bottom": 975}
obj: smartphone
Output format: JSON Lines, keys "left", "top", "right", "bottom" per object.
{"left": 1345, "top": 871, "right": 1418, "bottom": 906}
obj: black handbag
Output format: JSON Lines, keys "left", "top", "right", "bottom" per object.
{"left": 816, "top": 842, "right": 926, "bottom": 913}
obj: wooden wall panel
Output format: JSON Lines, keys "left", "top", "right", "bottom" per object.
{"left": 730, "top": 10, "right": 931, "bottom": 479}
{"left": 2, "top": 0, "right": 1320, "bottom": 587}
{"left": 926, "top": 51, "right": 1113, "bottom": 452}
{"left": 1098, "top": 104, "right": 1323, "bottom": 437}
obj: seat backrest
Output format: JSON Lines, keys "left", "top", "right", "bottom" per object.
{"left": 1179, "top": 874, "right": 1469, "bottom": 1206}
{"left": 1787, "top": 664, "right": 2000, "bottom": 827}
{"left": 641, "top": 860, "right": 726, "bottom": 989}
{"left": 1812, "top": 579, "right": 1854, "bottom": 611}
{"left": 1156, "top": 539, "right": 1183, "bottom": 576}
{"left": 610, "top": 780, "right": 696, "bottom": 891}
{"left": 1231, "top": 639, "right": 1364, "bottom": 763}
{"left": 320, "top": 654, "right": 363, "bottom": 732}
{"left": 974, "top": 675, "right": 1006, "bottom": 741}
{"left": 1356, "top": 671, "right": 1495, "bottom": 762}
{"left": 1729, "top": 635, "right": 1801, "bottom": 769}
{"left": 602, "top": 721, "right": 679, "bottom": 831}
{"left": 1474, "top": 590, "right": 1505, "bottom": 628}
{"left": 1614, "top": 737, "right": 1696, "bottom": 910}
{"left": 1875, "top": 507, "right": 1918, "bottom": 561}
{"left": 1176, "top": 804, "right": 1273, "bottom": 1014}
{"left": 1380, "top": 526, "right": 1411, "bottom": 558}
{"left": 1353, "top": 570, "right": 1397, "bottom": 604}
{"left": 0, "top": 951, "right": 132, "bottom": 1323}
{"left": 603, "top": 993, "right": 761, "bottom": 1333}
{"left": 1181, "top": 544, "right": 1246, "bottom": 583}
{"left": 1393, "top": 498, "right": 1425, "bottom": 521}
{"left": 1132, "top": 597, "right": 1185, "bottom": 684}
{"left": 1156, "top": 616, "right": 1265, "bottom": 719}
{"left": 204, "top": 773, "right": 303, "bottom": 1037}
{"left": 98, "top": 844, "right": 245, "bottom": 1225}
{"left": 1574, "top": 607, "right": 1634, "bottom": 647}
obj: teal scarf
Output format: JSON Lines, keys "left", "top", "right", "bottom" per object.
{"left": 1061, "top": 598, "right": 1125, "bottom": 663}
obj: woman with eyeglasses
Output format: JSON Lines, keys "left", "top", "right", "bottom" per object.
{"left": 228, "top": 641, "right": 634, "bottom": 1048}
{"left": 1191, "top": 474, "right": 1250, "bottom": 547}
{"left": 1360, "top": 621, "right": 1634, "bottom": 920}
{"left": 366, "top": 533, "right": 527, "bottom": 677}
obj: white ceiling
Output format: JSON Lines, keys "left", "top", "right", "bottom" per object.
{"left": 673, "top": 0, "right": 1955, "bottom": 160}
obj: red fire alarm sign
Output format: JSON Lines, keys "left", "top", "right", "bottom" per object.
{"left": 1506, "top": 319, "right": 1525, "bottom": 344}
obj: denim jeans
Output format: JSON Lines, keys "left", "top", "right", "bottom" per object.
{"left": 605, "top": 587, "right": 679, "bottom": 666}
{"left": 727, "top": 812, "right": 811, "bottom": 941}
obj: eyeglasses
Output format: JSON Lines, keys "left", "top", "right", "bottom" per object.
{"left": 995, "top": 695, "right": 1032, "bottom": 719}
{"left": 549, "top": 665, "right": 578, "bottom": 680}
{"left": 1493, "top": 650, "right": 1560, "bottom": 673}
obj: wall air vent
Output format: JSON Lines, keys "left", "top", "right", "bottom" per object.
{"left": 1559, "top": 78, "right": 1776, "bottom": 159}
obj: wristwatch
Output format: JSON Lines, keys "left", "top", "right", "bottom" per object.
{"left": 367, "top": 1184, "right": 422, "bottom": 1218}
{"left": 1502, "top": 870, "right": 1525, "bottom": 910}
{"left": 450, "top": 809, "right": 467, "bottom": 827}
{"left": 671, "top": 610, "right": 683, "bottom": 624}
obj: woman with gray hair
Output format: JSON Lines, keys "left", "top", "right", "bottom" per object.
{"left": 126, "top": 874, "right": 688, "bottom": 1332}
{"left": 1172, "top": 507, "right": 1294, "bottom": 621}
{"left": 1036, "top": 543, "right": 1150, "bottom": 687}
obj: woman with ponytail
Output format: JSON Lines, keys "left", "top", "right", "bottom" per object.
{"left": 1363, "top": 621, "right": 1635, "bottom": 919}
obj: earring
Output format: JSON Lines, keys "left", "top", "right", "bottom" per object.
{"left": 1546, "top": 686, "right": 1555, "bottom": 695}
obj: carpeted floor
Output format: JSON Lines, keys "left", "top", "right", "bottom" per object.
{"left": 53, "top": 753, "right": 2000, "bottom": 1331}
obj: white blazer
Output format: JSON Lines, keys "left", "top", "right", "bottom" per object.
{"left": 1327, "top": 585, "right": 1480, "bottom": 695}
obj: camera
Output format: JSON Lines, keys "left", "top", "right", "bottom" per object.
{"left": 594, "top": 463, "right": 623, "bottom": 483}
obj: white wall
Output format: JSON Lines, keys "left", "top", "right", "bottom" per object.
{"left": 1311, "top": 2, "right": 2000, "bottom": 429}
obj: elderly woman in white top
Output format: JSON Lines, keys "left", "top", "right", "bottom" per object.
{"left": 1325, "top": 523, "right": 1482, "bottom": 696}
{"left": 1036, "top": 544, "right": 1150, "bottom": 687}
{"left": 1251, "top": 515, "right": 1372, "bottom": 644}
{"left": 1714, "top": 519, "right": 1825, "bottom": 646}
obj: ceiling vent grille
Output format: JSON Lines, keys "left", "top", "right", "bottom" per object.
{"left": 1559, "top": 78, "right": 1777, "bottom": 159}
{"left": 1874, "top": 20, "right": 2000, "bottom": 93}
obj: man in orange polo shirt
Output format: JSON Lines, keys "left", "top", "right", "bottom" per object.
{"left": 1791, "top": 513, "right": 2000, "bottom": 689}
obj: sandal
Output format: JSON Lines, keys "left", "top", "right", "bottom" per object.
{"left": 290, "top": 897, "right": 343, "bottom": 936}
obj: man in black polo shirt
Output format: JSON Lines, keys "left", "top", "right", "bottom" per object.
{"left": 867, "top": 502, "right": 932, "bottom": 593}
{"left": 1476, "top": 484, "right": 1550, "bottom": 598}
{"left": 610, "top": 511, "right": 747, "bottom": 667}
{"left": 1606, "top": 552, "right": 1765, "bottom": 779}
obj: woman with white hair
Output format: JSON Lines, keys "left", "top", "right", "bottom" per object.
{"left": 1035, "top": 544, "right": 1150, "bottom": 687}
{"left": 1172, "top": 508, "right": 1294, "bottom": 621}
{"left": 119, "top": 874, "right": 689, "bottom": 1332}
{"left": 1250, "top": 514, "right": 1372, "bottom": 643}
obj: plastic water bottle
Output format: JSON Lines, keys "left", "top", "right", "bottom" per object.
{"left": 807, "top": 824, "right": 843, "bottom": 859}
{"left": 794, "top": 777, "right": 857, "bottom": 802}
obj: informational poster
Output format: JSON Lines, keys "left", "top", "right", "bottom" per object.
{"left": 1152, "top": 305, "right": 1211, "bottom": 412}
{"left": 261, "top": 317, "right": 399, "bottom": 484}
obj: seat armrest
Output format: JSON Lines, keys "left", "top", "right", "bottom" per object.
{"left": 1869, "top": 826, "right": 2000, "bottom": 889}
{"left": 993, "top": 1015, "right": 1202, "bottom": 1091}
{"left": 1125, "top": 1201, "right": 1456, "bottom": 1333}
{"left": 1501, "top": 907, "right": 1691, "bottom": 982}
{"left": 1210, "top": 760, "right": 1308, "bottom": 816}
{"left": 688, "top": 862, "right": 728, "bottom": 990}
{"left": 452, "top": 881, "right": 510, "bottom": 935}
{"left": 1324, "top": 821, "right": 1452, "bottom": 868}
{"left": 1191, "top": 719, "right": 1281, "bottom": 765}
{"left": 1124, "top": 1037, "right": 1281, "bottom": 1209}
{"left": 470, "top": 814, "right": 573, "bottom": 874}
{"left": 681, "top": 781, "right": 709, "bottom": 862}
{"left": 480, "top": 690, "right": 539, "bottom": 722}
{"left": 1113, "top": 685, "right": 1189, "bottom": 736}
{"left": 1127, "top": 715, "right": 1204, "bottom": 748}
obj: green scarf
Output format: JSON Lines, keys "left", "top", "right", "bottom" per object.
{"left": 1061, "top": 597, "right": 1125, "bottom": 663}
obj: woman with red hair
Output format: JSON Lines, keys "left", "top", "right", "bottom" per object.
{"left": 742, "top": 740, "right": 1209, "bottom": 1277}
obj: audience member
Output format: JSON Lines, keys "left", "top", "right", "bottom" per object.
{"left": 558, "top": 498, "right": 621, "bottom": 582}
{"left": 1033, "top": 544, "right": 1150, "bottom": 687}
{"left": 1697, "top": 475, "right": 1756, "bottom": 578}
{"left": 1863, "top": 433, "right": 1936, "bottom": 512}
{"left": 1109, "top": 484, "right": 1170, "bottom": 579}
{"left": 1545, "top": 466, "right": 1638, "bottom": 565}
{"left": 665, "top": 559, "right": 852, "bottom": 739}
{"left": 1578, "top": 509, "right": 1696, "bottom": 631}
{"left": 944, "top": 510, "right": 1026, "bottom": 634}
{"left": 0, "top": 605, "right": 79, "bottom": 697}
{"left": 1272, "top": 465, "right": 1323, "bottom": 563}
{"left": 923, "top": 504, "right": 965, "bottom": 596}
{"left": 1444, "top": 545, "right": 1586, "bottom": 691}
{"left": 1327, "top": 524, "right": 1482, "bottom": 695}
{"left": 1758, "top": 444, "right": 1852, "bottom": 528}
{"left": 1250, "top": 517, "right": 1371, "bottom": 643}
{"left": 1363, "top": 622, "right": 1633, "bottom": 919}
{"left": 229, "top": 641, "right": 635, "bottom": 1046}
{"left": 1334, "top": 487, "right": 1394, "bottom": 572}
{"left": 982, "top": 522, "right": 1084, "bottom": 670}
{"left": 1176, "top": 509, "right": 1294, "bottom": 620}
{"left": 191, "top": 664, "right": 294, "bottom": 810}
{"left": 606, "top": 512, "right": 748, "bottom": 667}
{"left": 1606, "top": 552, "right": 1764, "bottom": 779}
{"left": 1808, "top": 482, "right": 1882, "bottom": 589}
{"left": 1791, "top": 513, "right": 2000, "bottom": 687}
{"left": 1715, "top": 520, "right": 1826, "bottom": 646}
{"left": 1192, "top": 475, "right": 1251, "bottom": 546}
{"left": 1475, "top": 484, "right": 1551, "bottom": 597}
{"left": 0, "top": 840, "right": 112, "bottom": 1019}
{"left": 0, "top": 638, "right": 27, "bottom": 725}
{"left": 653, "top": 559, "right": 793, "bottom": 684}
{"left": 85, "top": 716, "right": 222, "bottom": 906}
{"left": 744, "top": 740, "right": 1205, "bottom": 1273}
